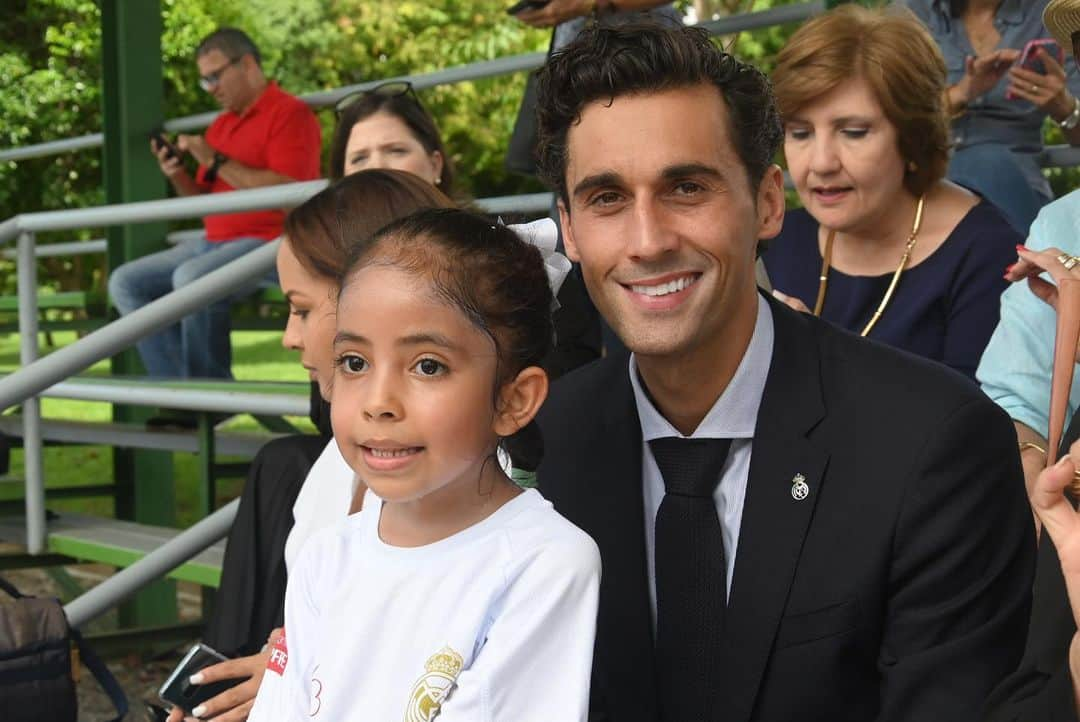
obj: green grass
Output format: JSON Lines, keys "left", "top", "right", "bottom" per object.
{"left": 0, "top": 329, "right": 315, "bottom": 527}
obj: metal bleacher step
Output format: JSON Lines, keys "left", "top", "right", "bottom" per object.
{"left": 0, "top": 415, "right": 285, "bottom": 457}
{"left": 39, "top": 375, "right": 310, "bottom": 417}
{"left": 0, "top": 512, "right": 224, "bottom": 587}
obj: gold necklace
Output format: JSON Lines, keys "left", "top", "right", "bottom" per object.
{"left": 812, "top": 194, "right": 926, "bottom": 337}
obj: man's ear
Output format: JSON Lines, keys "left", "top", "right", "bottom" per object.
{"left": 756, "top": 164, "right": 785, "bottom": 242}
{"left": 557, "top": 200, "right": 580, "bottom": 262}
{"left": 493, "top": 366, "right": 549, "bottom": 438}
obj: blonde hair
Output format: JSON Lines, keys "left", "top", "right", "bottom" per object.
{"left": 772, "top": 4, "right": 950, "bottom": 196}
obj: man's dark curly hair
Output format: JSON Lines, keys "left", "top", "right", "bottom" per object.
{"left": 534, "top": 20, "right": 783, "bottom": 206}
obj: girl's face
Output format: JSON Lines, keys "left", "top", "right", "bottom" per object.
{"left": 277, "top": 238, "right": 338, "bottom": 399}
{"left": 331, "top": 264, "right": 514, "bottom": 508}
{"left": 342, "top": 111, "right": 443, "bottom": 185}
{"left": 783, "top": 77, "right": 909, "bottom": 237}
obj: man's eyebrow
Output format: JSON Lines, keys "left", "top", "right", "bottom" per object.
{"left": 571, "top": 172, "right": 623, "bottom": 200}
{"left": 660, "top": 163, "right": 726, "bottom": 182}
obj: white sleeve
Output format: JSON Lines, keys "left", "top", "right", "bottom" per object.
{"left": 249, "top": 532, "right": 329, "bottom": 722}
{"left": 439, "top": 533, "right": 601, "bottom": 722}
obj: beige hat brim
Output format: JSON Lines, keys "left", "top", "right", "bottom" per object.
{"left": 1045, "top": 0, "right": 1080, "bottom": 52}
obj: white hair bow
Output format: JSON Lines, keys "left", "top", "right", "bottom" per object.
{"left": 506, "top": 217, "right": 572, "bottom": 303}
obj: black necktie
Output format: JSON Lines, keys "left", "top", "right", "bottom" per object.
{"left": 649, "top": 436, "right": 732, "bottom": 722}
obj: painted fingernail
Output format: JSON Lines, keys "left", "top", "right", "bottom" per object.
{"left": 189, "top": 672, "right": 204, "bottom": 685}
{"left": 191, "top": 704, "right": 207, "bottom": 718}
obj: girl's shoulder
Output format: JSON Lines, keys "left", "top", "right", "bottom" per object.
{"left": 494, "top": 490, "right": 601, "bottom": 580}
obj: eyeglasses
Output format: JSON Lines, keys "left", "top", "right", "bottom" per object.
{"left": 333, "top": 81, "right": 418, "bottom": 117}
{"left": 199, "top": 56, "right": 243, "bottom": 92}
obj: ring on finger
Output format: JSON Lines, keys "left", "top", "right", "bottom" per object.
{"left": 1059, "top": 253, "right": 1080, "bottom": 270}
{"left": 1032, "top": 83, "right": 1040, "bottom": 92}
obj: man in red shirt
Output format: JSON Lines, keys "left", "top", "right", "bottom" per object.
{"left": 108, "top": 28, "right": 321, "bottom": 381}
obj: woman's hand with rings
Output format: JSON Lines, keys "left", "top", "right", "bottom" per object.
{"left": 1008, "top": 245, "right": 1080, "bottom": 360}
{"left": 1008, "top": 49, "right": 1072, "bottom": 116}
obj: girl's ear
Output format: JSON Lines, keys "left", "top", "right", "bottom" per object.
{"left": 493, "top": 366, "right": 549, "bottom": 437}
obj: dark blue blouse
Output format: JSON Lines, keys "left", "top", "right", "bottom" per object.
{"left": 761, "top": 202, "right": 1021, "bottom": 380}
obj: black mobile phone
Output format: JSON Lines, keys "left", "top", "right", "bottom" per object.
{"left": 158, "top": 643, "right": 237, "bottom": 712}
{"left": 144, "top": 701, "right": 170, "bottom": 722}
{"left": 507, "top": 0, "right": 549, "bottom": 15}
{"left": 148, "top": 130, "right": 181, "bottom": 161}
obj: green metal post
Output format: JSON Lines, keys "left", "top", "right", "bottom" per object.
{"left": 101, "top": 0, "right": 177, "bottom": 627}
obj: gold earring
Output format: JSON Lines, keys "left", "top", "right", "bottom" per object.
{"left": 907, "top": 160, "right": 918, "bottom": 173}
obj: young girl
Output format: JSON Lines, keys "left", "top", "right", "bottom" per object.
{"left": 247, "top": 208, "right": 601, "bottom": 721}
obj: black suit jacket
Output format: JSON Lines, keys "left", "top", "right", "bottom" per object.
{"left": 538, "top": 294, "right": 1035, "bottom": 722}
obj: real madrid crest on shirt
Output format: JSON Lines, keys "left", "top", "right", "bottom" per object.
{"left": 405, "top": 646, "right": 464, "bottom": 721}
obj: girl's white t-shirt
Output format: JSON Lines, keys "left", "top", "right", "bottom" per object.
{"left": 249, "top": 487, "right": 601, "bottom": 722}
{"left": 283, "top": 438, "right": 357, "bottom": 572}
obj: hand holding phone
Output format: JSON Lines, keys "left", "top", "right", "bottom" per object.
{"left": 1006, "top": 38, "right": 1066, "bottom": 101}
{"left": 158, "top": 643, "right": 237, "bottom": 713}
{"left": 1017, "top": 38, "right": 1064, "bottom": 74}
{"left": 149, "top": 130, "right": 182, "bottom": 161}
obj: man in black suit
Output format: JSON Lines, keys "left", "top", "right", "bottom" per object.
{"left": 532, "top": 20, "right": 1035, "bottom": 722}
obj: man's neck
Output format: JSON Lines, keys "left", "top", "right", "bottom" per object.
{"left": 635, "top": 290, "right": 759, "bottom": 436}
{"left": 234, "top": 78, "right": 269, "bottom": 115}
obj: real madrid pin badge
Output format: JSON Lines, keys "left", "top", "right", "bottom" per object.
{"left": 791, "top": 473, "right": 809, "bottom": 501}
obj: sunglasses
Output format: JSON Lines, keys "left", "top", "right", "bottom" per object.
{"left": 333, "top": 81, "right": 418, "bottom": 117}
{"left": 199, "top": 56, "right": 243, "bottom": 92}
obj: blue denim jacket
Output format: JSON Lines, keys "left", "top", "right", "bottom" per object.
{"left": 899, "top": 0, "right": 1080, "bottom": 197}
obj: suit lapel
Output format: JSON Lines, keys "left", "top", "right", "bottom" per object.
{"left": 590, "top": 356, "right": 658, "bottom": 721}
{"left": 720, "top": 296, "right": 830, "bottom": 722}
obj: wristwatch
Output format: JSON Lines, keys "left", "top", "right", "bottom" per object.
{"left": 205, "top": 151, "right": 229, "bottom": 182}
{"left": 1059, "top": 96, "right": 1080, "bottom": 130}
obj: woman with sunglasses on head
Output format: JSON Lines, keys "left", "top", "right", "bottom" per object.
{"left": 329, "top": 81, "right": 452, "bottom": 188}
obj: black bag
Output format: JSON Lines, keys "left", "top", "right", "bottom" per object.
{"left": 0, "top": 576, "right": 127, "bottom": 722}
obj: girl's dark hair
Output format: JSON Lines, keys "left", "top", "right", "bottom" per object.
{"left": 341, "top": 208, "right": 554, "bottom": 385}
{"left": 328, "top": 93, "right": 455, "bottom": 191}
{"left": 283, "top": 169, "right": 454, "bottom": 281}
{"left": 535, "top": 20, "right": 782, "bottom": 205}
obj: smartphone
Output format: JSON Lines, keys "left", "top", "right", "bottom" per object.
{"left": 148, "top": 130, "right": 182, "bottom": 161}
{"left": 158, "top": 643, "right": 236, "bottom": 713}
{"left": 144, "top": 701, "right": 170, "bottom": 722}
{"left": 1017, "top": 38, "right": 1063, "bottom": 74}
{"left": 507, "top": 0, "right": 549, "bottom": 15}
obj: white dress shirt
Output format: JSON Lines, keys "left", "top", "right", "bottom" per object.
{"left": 629, "top": 294, "right": 774, "bottom": 622}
